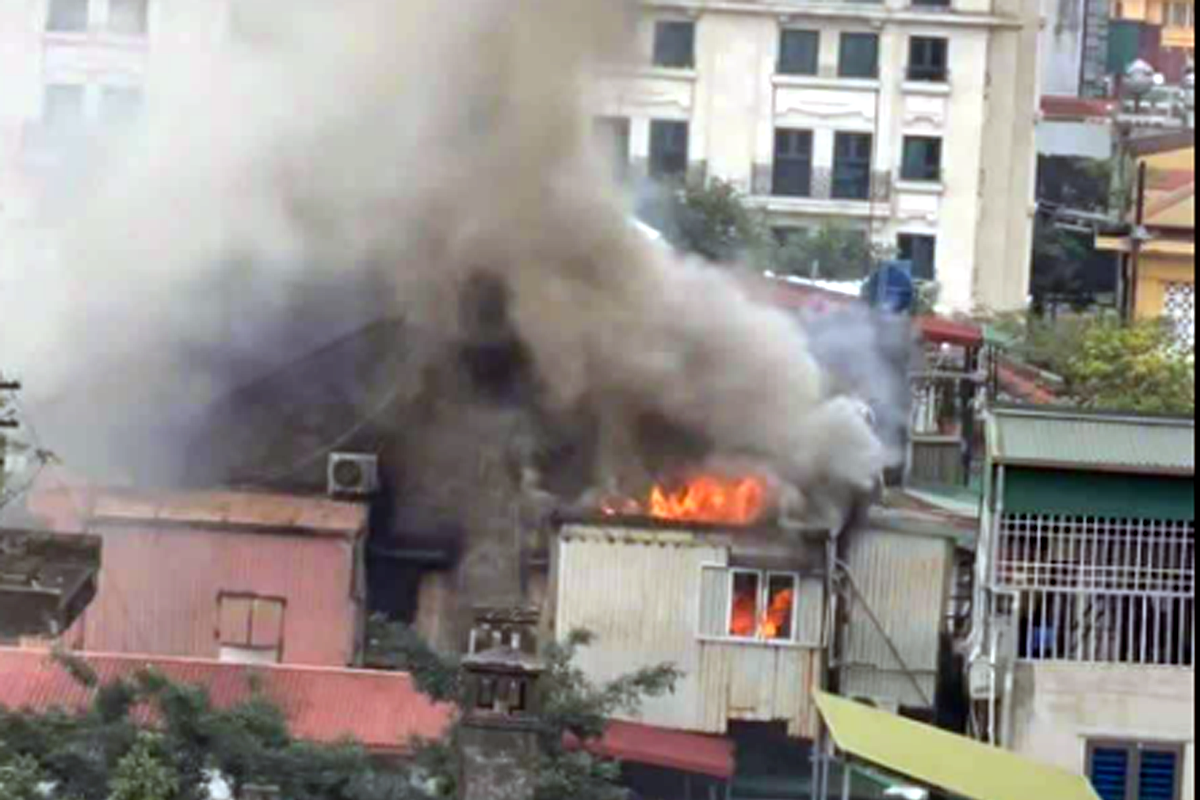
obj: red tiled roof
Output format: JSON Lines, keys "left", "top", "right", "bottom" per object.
{"left": 1041, "top": 96, "right": 1118, "bottom": 120}
{"left": 0, "top": 649, "right": 454, "bottom": 753}
{"left": 572, "top": 720, "right": 736, "bottom": 779}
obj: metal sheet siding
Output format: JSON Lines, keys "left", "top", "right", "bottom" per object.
{"left": 698, "top": 642, "right": 819, "bottom": 738}
{"left": 557, "top": 526, "right": 727, "bottom": 732}
{"left": 841, "top": 531, "right": 952, "bottom": 708}
{"left": 990, "top": 411, "right": 1196, "bottom": 474}
{"left": 67, "top": 525, "right": 360, "bottom": 667}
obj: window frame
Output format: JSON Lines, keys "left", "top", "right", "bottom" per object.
{"left": 898, "top": 233, "right": 938, "bottom": 282}
{"left": 839, "top": 32, "right": 881, "bottom": 80}
{"left": 47, "top": 0, "right": 90, "bottom": 33}
{"left": 653, "top": 20, "right": 697, "bottom": 69}
{"left": 216, "top": 592, "right": 287, "bottom": 660}
{"left": 833, "top": 131, "right": 875, "bottom": 201}
{"left": 1087, "top": 740, "right": 1185, "bottom": 800}
{"left": 649, "top": 120, "right": 690, "bottom": 180}
{"left": 901, "top": 136, "right": 944, "bottom": 183}
{"left": 909, "top": 36, "right": 950, "bottom": 83}
{"left": 779, "top": 29, "right": 821, "bottom": 76}
{"left": 107, "top": 0, "right": 149, "bottom": 36}
{"left": 773, "top": 128, "right": 816, "bottom": 198}
{"left": 725, "top": 568, "right": 801, "bottom": 645}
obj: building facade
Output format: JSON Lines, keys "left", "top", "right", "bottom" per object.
{"left": 1110, "top": 0, "right": 1196, "bottom": 80}
{"left": 595, "top": 0, "right": 1042, "bottom": 314}
{"left": 1041, "top": 0, "right": 1112, "bottom": 97}
{"left": 974, "top": 408, "right": 1196, "bottom": 800}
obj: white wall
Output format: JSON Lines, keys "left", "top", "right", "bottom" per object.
{"left": 1011, "top": 663, "right": 1196, "bottom": 798}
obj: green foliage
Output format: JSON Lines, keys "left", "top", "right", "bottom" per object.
{"left": 0, "top": 753, "right": 46, "bottom": 800}
{"left": 107, "top": 734, "right": 180, "bottom": 800}
{"left": 639, "top": 178, "right": 774, "bottom": 265}
{"left": 774, "top": 223, "right": 892, "bottom": 281}
{"left": 365, "top": 616, "right": 462, "bottom": 703}
{"left": 994, "top": 313, "right": 1196, "bottom": 415}
{"left": 1037, "top": 156, "right": 1114, "bottom": 212}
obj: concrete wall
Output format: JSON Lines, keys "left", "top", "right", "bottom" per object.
{"left": 1011, "top": 663, "right": 1196, "bottom": 798}
{"left": 1037, "top": 120, "right": 1115, "bottom": 159}
{"left": 601, "top": 0, "right": 1042, "bottom": 314}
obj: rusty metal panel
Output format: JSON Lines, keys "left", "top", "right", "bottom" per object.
{"left": 699, "top": 641, "right": 819, "bottom": 738}
{"left": 841, "top": 529, "right": 952, "bottom": 709}
{"left": 557, "top": 524, "right": 728, "bottom": 733}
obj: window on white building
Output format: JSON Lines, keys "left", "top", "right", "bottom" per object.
{"left": 218, "top": 593, "right": 285, "bottom": 664}
{"left": 899, "top": 234, "right": 938, "bottom": 281}
{"left": 909, "top": 37, "right": 950, "bottom": 82}
{"left": 901, "top": 137, "right": 944, "bottom": 182}
{"left": 1088, "top": 742, "right": 1184, "bottom": 800}
{"left": 43, "top": 85, "right": 87, "bottom": 135}
{"left": 47, "top": 0, "right": 89, "bottom": 33}
{"left": 700, "top": 566, "right": 824, "bottom": 645}
{"left": 773, "top": 129, "right": 815, "bottom": 197}
{"left": 649, "top": 120, "right": 689, "bottom": 180}
{"left": 839, "top": 33, "right": 880, "bottom": 79}
{"left": 108, "top": 0, "right": 149, "bottom": 36}
{"left": 100, "top": 86, "right": 145, "bottom": 127}
{"left": 833, "top": 132, "right": 874, "bottom": 200}
{"left": 779, "top": 29, "right": 820, "bottom": 76}
{"left": 653, "top": 21, "right": 696, "bottom": 69}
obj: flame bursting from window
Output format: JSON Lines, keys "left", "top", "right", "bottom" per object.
{"left": 603, "top": 474, "right": 770, "bottom": 526}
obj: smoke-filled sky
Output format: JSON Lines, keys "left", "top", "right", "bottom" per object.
{"left": 1, "top": 0, "right": 889, "bottom": 503}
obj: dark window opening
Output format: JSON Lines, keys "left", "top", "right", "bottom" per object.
{"left": 899, "top": 234, "right": 938, "bottom": 281}
{"left": 47, "top": 0, "right": 89, "bottom": 33}
{"left": 913, "top": 0, "right": 953, "bottom": 8}
{"left": 909, "top": 37, "right": 950, "bottom": 82}
{"left": 654, "top": 21, "right": 696, "bottom": 69}
{"left": 649, "top": 120, "right": 689, "bottom": 180}
{"left": 773, "top": 129, "right": 814, "bottom": 197}
{"left": 779, "top": 29, "right": 820, "bottom": 75}
{"left": 902, "top": 136, "right": 944, "bottom": 182}
{"left": 833, "top": 132, "right": 874, "bottom": 200}
{"left": 1088, "top": 742, "right": 1183, "bottom": 800}
{"left": 108, "top": 0, "right": 148, "bottom": 35}
{"left": 839, "top": 33, "right": 880, "bottom": 79}
{"left": 478, "top": 678, "right": 498, "bottom": 710}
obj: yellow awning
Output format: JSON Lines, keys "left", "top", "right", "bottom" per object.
{"left": 815, "top": 692, "right": 1100, "bottom": 800}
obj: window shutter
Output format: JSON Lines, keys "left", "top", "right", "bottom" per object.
{"left": 1139, "top": 750, "right": 1180, "bottom": 800}
{"left": 700, "top": 566, "right": 731, "bottom": 637}
{"left": 1090, "top": 747, "right": 1131, "bottom": 800}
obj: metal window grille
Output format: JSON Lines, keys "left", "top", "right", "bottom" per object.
{"left": 998, "top": 514, "right": 1195, "bottom": 666}
{"left": 1164, "top": 282, "right": 1195, "bottom": 348}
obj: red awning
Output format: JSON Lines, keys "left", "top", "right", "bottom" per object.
{"left": 578, "top": 721, "right": 736, "bottom": 780}
{"left": 918, "top": 316, "right": 984, "bottom": 348}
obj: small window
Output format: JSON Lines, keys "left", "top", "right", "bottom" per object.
{"left": 909, "top": 37, "right": 950, "bottom": 82}
{"left": 764, "top": 575, "right": 797, "bottom": 641}
{"left": 773, "top": 129, "right": 814, "bottom": 197}
{"left": 47, "top": 0, "right": 89, "bottom": 33}
{"left": 913, "top": 0, "right": 952, "bottom": 8}
{"left": 654, "top": 21, "right": 696, "bottom": 69}
{"left": 839, "top": 33, "right": 880, "bottom": 79}
{"left": 779, "top": 30, "right": 820, "bottom": 76}
{"left": 595, "top": 117, "right": 631, "bottom": 183}
{"left": 1088, "top": 742, "right": 1183, "bottom": 800}
{"left": 730, "top": 571, "right": 761, "bottom": 638}
{"left": 649, "top": 120, "right": 690, "bottom": 180}
{"left": 108, "top": 0, "right": 148, "bottom": 35}
{"left": 833, "top": 132, "right": 874, "bottom": 201}
{"left": 728, "top": 570, "right": 799, "bottom": 642}
{"left": 901, "top": 136, "right": 943, "bottom": 182}
{"left": 100, "top": 87, "right": 145, "bottom": 127}
{"left": 218, "top": 594, "right": 285, "bottom": 664}
{"left": 899, "top": 234, "right": 938, "bottom": 281}
{"left": 43, "top": 85, "right": 87, "bottom": 134}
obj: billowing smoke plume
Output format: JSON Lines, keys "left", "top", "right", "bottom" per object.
{"left": 2, "top": 0, "right": 885, "bottom": 507}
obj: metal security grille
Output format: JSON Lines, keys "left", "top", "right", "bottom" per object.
{"left": 998, "top": 514, "right": 1196, "bottom": 666}
{"left": 1164, "top": 282, "right": 1196, "bottom": 348}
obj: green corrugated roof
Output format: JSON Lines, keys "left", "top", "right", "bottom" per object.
{"left": 988, "top": 408, "right": 1195, "bottom": 476}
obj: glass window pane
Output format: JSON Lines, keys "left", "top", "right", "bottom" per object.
{"left": 730, "top": 572, "right": 761, "bottom": 637}
{"left": 109, "top": 0, "right": 148, "bottom": 35}
{"left": 764, "top": 575, "right": 797, "bottom": 641}
{"left": 899, "top": 234, "right": 938, "bottom": 281}
{"left": 650, "top": 120, "right": 689, "bottom": 179}
{"left": 47, "top": 0, "right": 89, "bottom": 33}
{"left": 1139, "top": 750, "right": 1180, "bottom": 800}
{"left": 774, "top": 129, "right": 814, "bottom": 197}
{"left": 654, "top": 21, "right": 696, "bottom": 69}
{"left": 780, "top": 30, "right": 820, "bottom": 75}
{"left": 833, "top": 133, "right": 873, "bottom": 200}
{"left": 839, "top": 34, "right": 879, "bottom": 79}
{"left": 902, "top": 137, "right": 943, "bottom": 182}
{"left": 910, "top": 37, "right": 949, "bottom": 81}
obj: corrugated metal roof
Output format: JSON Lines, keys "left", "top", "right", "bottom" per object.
{"left": 989, "top": 408, "right": 1195, "bottom": 476}
{"left": 0, "top": 649, "right": 454, "bottom": 753}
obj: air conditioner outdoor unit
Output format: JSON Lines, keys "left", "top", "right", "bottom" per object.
{"left": 327, "top": 453, "right": 380, "bottom": 497}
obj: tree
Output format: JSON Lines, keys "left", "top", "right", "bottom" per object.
{"left": 108, "top": 734, "right": 180, "bottom": 800}
{"left": 0, "top": 753, "right": 46, "bottom": 800}
{"left": 774, "top": 223, "right": 892, "bottom": 281}
{"left": 638, "top": 178, "right": 774, "bottom": 265}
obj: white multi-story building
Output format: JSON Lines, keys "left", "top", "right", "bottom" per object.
{"left": 596, "top": 0, "right": 1042, "bottom": 313}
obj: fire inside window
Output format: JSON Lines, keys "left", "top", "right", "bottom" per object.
{"left": 729, "top": 571, "right": 798, "bottom": 642}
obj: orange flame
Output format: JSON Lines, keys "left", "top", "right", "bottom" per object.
{"left": 602, "top": 474, "right": 770, "bottom": 526}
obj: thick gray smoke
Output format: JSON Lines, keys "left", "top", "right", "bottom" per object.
{"left": 1, "top": 0, "right": 885, "bottom": 505}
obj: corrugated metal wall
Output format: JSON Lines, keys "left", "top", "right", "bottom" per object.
{"left": 840, "top": 530, "right": 953, "bottom": 709}
{"left": 557, "top": 524, "right": 822, "bottom": 737}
